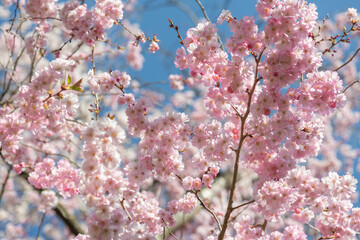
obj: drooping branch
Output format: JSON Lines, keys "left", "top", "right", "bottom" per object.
{"left": 194, "top": 0, "right": 225, "bottom": 51}
{"left": 0, "top": 152, "right": 84, "bottom": 236}
{"left": 343, "top": 80, "right": 360, "bottom": 93}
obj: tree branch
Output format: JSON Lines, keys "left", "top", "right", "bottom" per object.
{"left": 0, "top": 152, "right": 84, "bottom": 236}
{"left": 0, "top": 165, "right": 12, "bottom": 203}
{"left": 193, "top": 190, "right": 222, "bottom": 231}
{"left": 343, "top": 80, "right": 360, "bottom": 93}
{"left": 333, "top": 48, "right": 360, "bottom": 72}
{"left": 231, "top": 199, "right": 255, "bottom": 210}
{"left": 194, "top": 0, "right": 225, "bottom": 51}
{"left": 218, "top": 48, "right": 265, "bottom": 239}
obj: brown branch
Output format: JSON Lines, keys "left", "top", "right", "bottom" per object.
{"left": 66, "top": 42, "right": 84, "bottom": 60}
{"left": 54, "top": 203, "right": 84, "bottom": 236}
{"left": 35, "top": 212, "right": 46, "bottom": 240}
{"left": 306, "top": 223, "right": 320, "bottom": 233}
{"left": 120, "top": 199, "right": 132, "bottom": 221}
{"left": 14, "top": 16, "right": 62, "bottom": 22}
{"left": 321, "top": 22, "right": 356, "bottom": 55}
{"left": 162, "top": 218, "right": 180, "bottom": 240}
{"left": 168, "top": 19, "right": 184, "bottom": 45}
{"left": 333, "top": 48, "right": 360, "bottom": 72}
{"left": 52, "top": 35, "right": 74, "bottom": 54}
{"left": 231, "top": 199, "right": 255, "bottom": 210}
{"left": 118, "top": 20, "right": 151, "bottom": 45}
{"left": 7, "top": 0, "right": 20, "bottom": 33}
{"left": 218, "top": 48, "right": 265, "bottom": 240}
{"left": 193, "top": 190, "right": 222, "bottom": 231}
{"left": 175, "top": 174, "right": 222, "bottom": 231}
{"left": 343, "top": 80, "right": 360, "bottom": 93}
{"left": 0, "top": 152, "right": 84, "bottom": 236}
{"left": 0, "top": 165, "right": 12, "bottom": 203}
{"left": 19, "top": 142, "right": 79, "bottom": 167}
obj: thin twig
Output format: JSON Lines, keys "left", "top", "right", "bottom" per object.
{"left": 52, "top": 35, "right": 74, "bottom": 54}
{"left": 321, "top": 22, "right": 356, "bottom": 55}
{"left": 168, "top": 19, "right": 184, "bottom": 45}
{"left": 136, "top": 81, "right": 169, "bottom": 88}
{"left": 175, "top": 174, "right": 222, "bottom": 231}
{"left": 231, "top": 199, "right": 255, "bottom": 210}
{"left": 194, "top": 0, "right": 224, "bottom": 51}
{"left": 14, "top": 16, "right": 61, "bottom": 21}
{"left": 230, "top": 203, "right": 252, "bottom": 222}
{"left": 193, "top": 190, "right": 222, "bottom": 231}
{"left": 66, "top": 42, "right": 84, "bottom": 60}
{"left": 162, "top": 218, "right": 180, "bottom": 240}
{"left": 0, "top": 165, "right": 12, "bottom": 203}
{"left": 118, "top": 20, "right": 153, "bottom": 45}
{"left": 306, "top": 223, "right": 320, "bottom": 233}
{"left": 343, "top": 80, "right": 360, "bottom": 93}
{"left": 19, "top": 142, "right": 79, "bottom": 167}
{"left": 91, "top": 46, "right": 96, "bottom": 74}
{"left": 168, "top": 0, "right": 199, "bottom": 24}
{"left": 118, "top": 20, "right": 141, "bottom": 39}
{"left": 90, "top": 46, "right": 101, "bottom": 120}
{"left": 65, "top": 118, "right": 85, "bottom": 126}
{"left": 7, "top": 0, "right": 20, "bottom": 32}
{"left": 333, "top": 48, "right": 360, "bottom": 72}
{"left": 230, "top": 103, "right": 242, "bottom": 117}
{"left": 120, "top": 199, "right": 132, "bottom": 221}
{"left": 35, "top": 212, "right": 46, "bottom": 240}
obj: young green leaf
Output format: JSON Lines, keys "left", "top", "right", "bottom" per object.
{"left": 69, "top": 86, "right": 84, "bottom": 92}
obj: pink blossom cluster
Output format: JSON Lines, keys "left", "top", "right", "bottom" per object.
{"left": 235, "top": 219, "right": 307, "bottom": 240}
{"left": 174, "top": 22, "right": 227, "bottom": 88}
{"left": 1, "top": 59, "right": 76, "bottom": 154}
{"left": 295, "top": 71, "right": 346, "bottom": 115}
{"left": 167, "top": 193, "right": 199, "bottom": 214}
{"left": 191, "top": 121, "right": 232, "bottom": 176}
{"left": 28, "top": 158, "right": 80, "bottom": 198}
{"left": 38, "top": 190, "right": 58, "bottom": 212}
{"left": 346, "top": 8, "right": 359, "bottom": 23}
{"left": 25, "top": 0, "right": 57, "bottom": 19}
{"left": 126, "top": 99, "right": 190, "bottom": 180}
{"left": 88, "top": 69, "right": 131, "bottom": 93}
{"left": 168, "top": 74, "right": 195, "bottom": 90}
{"left": 0, "top": 112, "right": 24, "bottom": 154}
{"left": 60, "top": 0, "right": 124, "bottom": 46}
{"left": 2, "top": 0, "right": 360, "bottom": 239}
{"left": 126, "top": 41, "right": 145, "bottom": 70}
{"left": 79, "top": 119, "right": 166, "bottom": 239}
{"left": 25, "top": 21, "right": 52, "bottom": 57}
{"left": 170, "top": 0, "right": 359, "bottom": 238}
{"left": 148, "top": 41, "right": 159, "bottom": 53}
{"left": 253, "top": 167, "right": 360, "bottom": 238}
{"left": 169, "top": 74, "right": 184, "bottom": 90}
{"left": 119, "top": 20, "right": 149, "bottom": 70}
